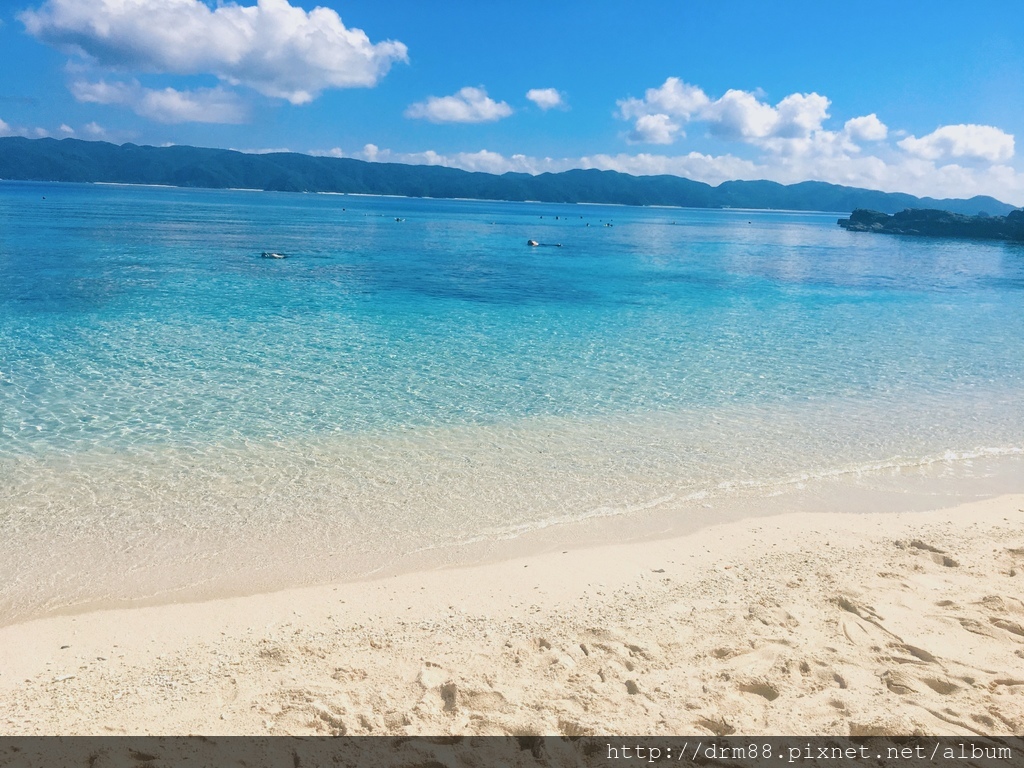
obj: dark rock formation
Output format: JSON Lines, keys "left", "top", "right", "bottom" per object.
{"left": 838, "top": 208, "right": 1024, "bottom": 241}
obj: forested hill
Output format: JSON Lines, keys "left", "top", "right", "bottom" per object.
{"left": 0, "top": 136, "right": 1014, "bottom": 216}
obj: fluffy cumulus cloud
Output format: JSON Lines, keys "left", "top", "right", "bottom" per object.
{"left": 844, "top": 113, "right": 887, "bottom": 142}
{"left": 898, "top": 124, "right": 1014, "bottom": 163}
{"left": 525, "top": 88, "right": 565, "bottom": 110}
{"left": 618, "top": 77, "right": 830, "bottom": 146}
{"left": 618, "top": 77, "right": 709, "bottom": 122}
{"left": 20, "top": 0, "right": 408, "bottom": 105}
{"left": 628, "top": 113, "right": 681, "bottom": 145}
{"left": 608, "top": 75, "right": 1023, "bottom": 203}
{"left": 0, "top": 117, "right": 11, "bottom": 136}
{"left": 71, "top": 79, "right": 248, "bottom": 123}
{"left": 405, "top": 86, "right": 512, "bottom": 124}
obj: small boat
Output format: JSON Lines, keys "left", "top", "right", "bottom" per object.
{"left": 261, "top": 251, "right": 286, "bottom": 259}
{"left": 527, "top": 240, "right": 539, "bottom": 246}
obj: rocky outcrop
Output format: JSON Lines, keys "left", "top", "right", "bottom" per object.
{"left": 838, "top": 208, "right": 1024, "bottom": 241}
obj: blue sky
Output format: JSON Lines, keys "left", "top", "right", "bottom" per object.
{"left": 2, "top": 0, "right": 1023, "bottom": 203}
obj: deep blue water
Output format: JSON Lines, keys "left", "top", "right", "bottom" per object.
{"left": 2, "top": 181, "right": 1023, "bottom": 619}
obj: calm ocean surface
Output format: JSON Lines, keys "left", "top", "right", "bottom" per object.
{"left": 2, "top": 180, "right": 1023, "bottom": 621}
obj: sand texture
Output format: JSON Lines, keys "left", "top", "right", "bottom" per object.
{"left": 1, "top": 495, "right": 1022, "bottom": 737}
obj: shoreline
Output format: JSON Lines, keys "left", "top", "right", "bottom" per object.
{"left": 3, "top": 448, "right": 1021, "bottom": 630}
{"left": 2, "top": 494, "right": 1022, "bottom": 736}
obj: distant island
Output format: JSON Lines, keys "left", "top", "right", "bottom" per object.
{"left": 0, "top": 136, "right": 1017, "bottom": 216}
{"left": 839, "top": 208, "right": 1024, "bottom": 241}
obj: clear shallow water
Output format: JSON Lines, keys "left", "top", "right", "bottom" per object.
{"left": 2, "top": 181, "right": 1023, "bottom": 622}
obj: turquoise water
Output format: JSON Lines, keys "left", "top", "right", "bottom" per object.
{"left": 2, "top": 181, "right": 1023, "bottom": 621}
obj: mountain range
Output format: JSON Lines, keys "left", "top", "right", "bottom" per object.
{"left": 0, "top": 137, "right": 1015, "bottom": 216}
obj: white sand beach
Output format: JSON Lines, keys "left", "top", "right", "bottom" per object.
{"left": 1, "top": 494, "right": 1022, "bottom": 737}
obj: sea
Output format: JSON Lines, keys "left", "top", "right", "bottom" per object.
{"left": 2, "top": 180, "right": 1022, "bottom": 624}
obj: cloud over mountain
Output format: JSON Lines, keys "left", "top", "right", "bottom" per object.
{"left": 607, "top": 76, "right": 1021, "bottom": 202}
{"left": 898, "top": 124, "right": 1014, "bottom": 163}
{"left": 71, "top": 79, "right": 249, "bottom": 124}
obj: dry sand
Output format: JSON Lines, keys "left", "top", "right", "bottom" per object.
{"left": 1, "top": 495, "right": 1022, "bottom": 737}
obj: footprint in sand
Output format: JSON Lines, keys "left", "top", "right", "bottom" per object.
{"left": 747, "top": 602, "right": 800, "bottom": 628}
{"left": 736, "top": 678, "right": 780, "bottom": 701}
{"left": 310, "top": 701, "right": 348, "bottom": 735}
{"left": 990, "top": 618, "right": 1024, "bottom": 637}
{"left": 416, "top": 662, "right": 448, "bottom": 689}
{"left": 896, "top": 539, "right": 961, "bottom": 568}
{"left": 215, "top": 675, "right": 239, "bottom": 706}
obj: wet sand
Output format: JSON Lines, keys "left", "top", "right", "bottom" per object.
{"left": 1, "top": 494, "right": 1022, "bottom": 736}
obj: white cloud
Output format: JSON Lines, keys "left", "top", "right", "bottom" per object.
{"left": 605, "top": 77, "right": 1024, "bottom": 203}
{"left": 618, "top": 77, "right": 832, "bottom": 148}
{"left": 71, "top": 80, "right": 134, "bottom": 106}
{"left": 704, "top": 89, "right": 829, "bottom": 141}
{"left": 771, "top": 93, "right": 831, "bottom": 138}
{"left": 348, "top": 144, "right": 758, "bottom": 185}
{"left": 71, "top": 79, "right": 248, "bottom": 123}
{"left": 627, "top": 113, "right": 681, "bottom": 145}
{"left": 405, "top": 86, "right": 512, "bottom": 124}
{"left": 0, "top": 117, "right": 52, "bottom": 138}
{"left": 599, "top": 148, "right": 1023, "bottom": 204}
{"left": 83, "top": 121, "right": 107, "bottom": 137}
{"left": 59, "top": 123, "right": 75, "bottom": 135}
{"left": 696, "top": 89, "right": 776, "bottom": 140}
{"left": 526, "top": 88, "right": 565, "bottom": 110}
{"left": 580, "top": 151, "right": 759, "bottom": 186}
{"left": 898, "top": 124, "right": 1014, "bottom": 163}
{"left": 356, "top": 144, "right": 564, "bottom": 175}
{"left": 351, "top": 143, "right": 756, "bottom": 182}
{"left": 20, "top": 0, "right": 408, "bottom": 105}
{"left": 235, "top": 147, "right": 292, "bottom": 155}
{"left": 138, "top": 86, "right": 248, "bottom": 124}
{"left": 618, "top": 77, "right": 709, "bottom": 121}
{"left": 310, "top": 147, "right": 345, "bottom": 158}
{"left": 844, "top": 114, "right": 887, "bottom": 142}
